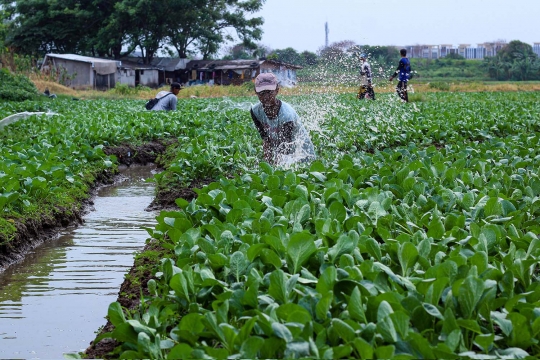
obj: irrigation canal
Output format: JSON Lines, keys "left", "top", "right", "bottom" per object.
{"left": 0, "top": 165, "right": 158, "bottom": 359}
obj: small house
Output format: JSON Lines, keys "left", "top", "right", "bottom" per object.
{"left": 259, "top": 59, "right": 302, "bottom": 87}
{"left": 183, "top": 59, "right": 302, "bottom": 87}
{"left": 117, "top": 60, "right": 160, "bottom": 88}
{"left": 41, "top": 54, "right": 119, "bottom": 90}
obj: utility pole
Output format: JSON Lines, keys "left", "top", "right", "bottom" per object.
{"left": 325, "top": 22, "right": 329, "bottom": 48}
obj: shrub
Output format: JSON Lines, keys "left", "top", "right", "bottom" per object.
{"left": 408, "top": 93, "right": 426, "bottom": 102}
{"left": 241, "top": 80, "right": 255, "bottom": 92}
{"left": 110, "top": 83, "right": 138, "bottom": 95}
{"left": 0, "top": 68, "right": 39, "bottom": 101}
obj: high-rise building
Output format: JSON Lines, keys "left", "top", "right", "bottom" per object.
{"left": 534, "top": 43, "right": 540, "bottom": 57}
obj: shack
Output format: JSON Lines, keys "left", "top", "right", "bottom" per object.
{"left": 183, "top": 59, "right": 302, "bottom": 87}
{"left": 117, "top": 60, "right": 160, "bottom": 88}
{"left": 151, "top": 58, "right": 190, "bottom": 85}
{"left": 41, "top": 54, "right": 119, "bottom": 90}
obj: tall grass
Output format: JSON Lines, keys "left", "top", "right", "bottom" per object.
{"left": 27, "top": 78, "right": 540, "bottom": 101}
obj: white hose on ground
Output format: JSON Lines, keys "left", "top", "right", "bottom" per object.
{"left": 0, "top": 112, "right": 59, "bottom": 130}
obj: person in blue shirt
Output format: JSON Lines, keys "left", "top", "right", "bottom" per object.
{"left": 389, "top": 49, "right": 411, "bottom": 102}
{"left": 250, "top": 73, "right": 316, "bottom": 167}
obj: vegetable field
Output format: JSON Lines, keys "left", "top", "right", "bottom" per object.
{"left": 2, "top": 92, "right": 540, "bottom": 359}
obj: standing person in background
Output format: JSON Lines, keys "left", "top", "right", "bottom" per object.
{"left": 389, "top": 49, "right": 411, "bottom": 102}
{"left": 357, "top": 53, "right": 375, "bottom": 100}
{"left": 150, "top": 82, "right": 182, "bottom": 111}
{"left": 250, "top": 73, "right": 316, "bottom": 166}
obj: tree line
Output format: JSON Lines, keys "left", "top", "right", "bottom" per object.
{"left": 0, "top": 0, "right": 265, "bottom": 64}
{"left": 1, "top": 2, "right": 538, "bottom": 82}
{"left": 223, "top": 40, "right": 402, "bottom": 68}
{"left": 249, "top": 40, "right": 540, "bottom": 82}
{"left": 482, "top": 40, "right": 540, "bottom": 81}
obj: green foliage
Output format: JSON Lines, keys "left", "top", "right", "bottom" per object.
{"left": 3, "top": 92, "right": 540, "bottom": 358}
{"left": 0, "top": 0, "right": 265, "bottom": 62}
{"left": 110, "top": 83, "right": 151, "bottom": 96}
{"left": 241, "top": 80, "right": 255, "bottom": 92}
{"left": 358, "top": 45, "right": 401, "bottom": 67}
{"left": 483, "top": 40, "right": 540, "bottom": 81}
{"left": 445, "top": 52, "right": 465, "bottom": 60}
{"left": 0, "top": 8, "right": 7, "bottom": 51}
{"left": 411, "top": 58, "right": 487, "bottom": 80}
{"left": 109, "top": 124, "right": 540, "bottom": 357}
{"left": 266, "top": 48, "right": 319, "bottom": 67}
{"left": 0, "top": 68, "right": 38, "bottom": 101}
{"left": 268, "top": 47, "right": 302, "bottom": 65}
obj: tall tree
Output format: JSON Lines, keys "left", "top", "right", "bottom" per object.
{"left": 105, "top": 0, "right": 170, "bottom": 64}
{"left": 483, "top": 40, "right": 539, "bottom": 81}
{"left": 300, "top": 51, "right": 318, "bottom": 66}
{"left": 166, "top": 0, "right": 265, "bottom": 59}
{"left": 1, "top": 0, "right": 265, "bottom": 63}
{"left": 497, "top": 40, "right": 536, "bottom": 63}
{"left": 222, "top": 43, "right": 254, "bottom": 60}
{"left": 268, "top": 47, "right": 302, "bottom": 65}
{"left": 359, "top": 45, "right": 400, "bottom": 66}
{"left": 0, "top": 7, "right": 7, "bottom": 50}
{"left": 0, "top": 0, "right": 96, "bottom": 55}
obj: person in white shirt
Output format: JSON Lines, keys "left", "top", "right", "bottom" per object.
{"left": 357, "top": 53, "right": 375, "bottom": 100}
{"left": 250, "top": 73, "right": 316, "bottom": 166}
{"left": 151, "top": 83, "right": 182, "bottom": 111}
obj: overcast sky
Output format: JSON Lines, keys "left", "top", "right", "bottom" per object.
{"left": 254, "top": 0, "right": 540, "bottom": 53}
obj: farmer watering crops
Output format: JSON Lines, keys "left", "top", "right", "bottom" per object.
{"left": 389, "top": 48, "right": 412, "bottom": 102}
{"left": 250, "top": 73, "right": 316, "bottom": 166}
{"left": 357, "top": 53, "right": 375, "bottom": 100}
{"left": 150, "top": 82, "right": 182, "bottom": 111}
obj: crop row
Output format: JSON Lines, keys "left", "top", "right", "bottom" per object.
{"left": 102, "top": 132, "right": 540, "bottom": 359}
{"left": 2, "top": 92, "right": 540, "bottom": 358}
{"left": 91, "top": 92, "right": 540, "bottom": 358}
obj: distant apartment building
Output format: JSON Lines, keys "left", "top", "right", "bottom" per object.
{"left": 440, "top": 44, "right": 456, "bottom": 57}
{"left": 402, "top": 41, "right": 526, "bottom": 60}
{"left": 534, "top": 43, "right": 540, "bottom": 57}
{"left": 404, "top": 45, "right": 441, "bottom": 59}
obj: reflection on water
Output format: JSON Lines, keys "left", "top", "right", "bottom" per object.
{"left": 0, "top": 165, "right": 158, "bottom": 359}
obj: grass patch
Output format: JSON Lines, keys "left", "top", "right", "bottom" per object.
{"left": 408, "top": 93, "right": 427, "bottom": 102}
{"left": 27, "top": 77, "right": 540, "bottom": 101}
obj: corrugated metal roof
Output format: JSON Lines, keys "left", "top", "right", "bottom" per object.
{"left": 263, "top": 59, "right": 303, "bottom": 70}
{"left": 43, "top": 53, "right": 119, "bottom": 75}
{"left": 44, "top": 53, "right": 119, "bottom": 65}
{"left": 151, "top": 58, "right": 189, "bottom": 71}
{"left": 187, "top": 59, "right": 263, "bottom": 71}
{"left": 118, "top": 60, "right": 159, "bottom": 70}
{"left": 186, "top": 59, "right": 303, "bottom": 71}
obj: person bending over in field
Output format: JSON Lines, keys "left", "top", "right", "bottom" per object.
{"left": 151, "top": 82, "right": 182, "bottom": 111}
{"left": 389, "top": 48, "right": 411, "bottom": 102}
{"left": 357, "top": 53, "right": 375, "bottom": 100}
{"left": 250, "top": 73, "right": 316, "bottom": 167}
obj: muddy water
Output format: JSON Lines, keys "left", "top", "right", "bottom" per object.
{"left": 0, "top": 165, "right": 158, "bottom": 359}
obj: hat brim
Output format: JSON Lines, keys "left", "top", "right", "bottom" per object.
{"left": 255, "top": 84, "right": 278, "bottom": 92}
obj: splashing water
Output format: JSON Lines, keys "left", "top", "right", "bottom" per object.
{"left": 201, "top": 97, "right": 254, "bottom": 112}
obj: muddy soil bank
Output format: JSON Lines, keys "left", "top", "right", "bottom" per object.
{"left": 0, "top": 170, "right": 113, "bottom": 271}
{"left": 103, "top": 140, "right": 169, "bottom": 166}
{"left": 84, "top": 239, "right": 171, "bottom": 359}
{"left": 0, "top": 141, "right": 170, "bottom": 272}
{"left": 148, "top": 177, "right": 214, "bottom": 210}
